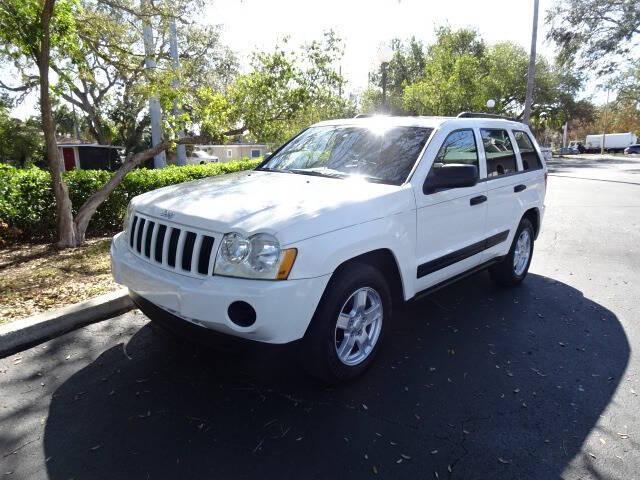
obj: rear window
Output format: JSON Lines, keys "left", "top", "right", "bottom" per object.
{"left": 514, "top": 130, "right": 543, "bottom": 170}
{"left": 259, "top": 125, "right": 433, "bottom": 185}
{"left": 481, "top": 129, "right": 518, "bottom": 177}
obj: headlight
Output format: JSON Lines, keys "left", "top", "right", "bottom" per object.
{"left": 215, "top": 232, "right": 297, "bottom": 280}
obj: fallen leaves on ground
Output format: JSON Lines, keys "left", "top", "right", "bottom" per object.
{"left": 0, "top": 238, "right": 118, "bottom": 323}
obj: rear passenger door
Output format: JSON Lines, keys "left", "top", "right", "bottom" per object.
{"left": 511, "top": 128, "right": 547, "bottom": 224}
{"left": 480, "top": 127, "right": 523, "bottom": 259}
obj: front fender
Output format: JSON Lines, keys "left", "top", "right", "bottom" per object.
{"left": 286, "top": 210, "right": 417, "bottom": 300}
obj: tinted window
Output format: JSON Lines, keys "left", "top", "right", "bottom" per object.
{"left": 481, "top": 129, "right": 518, "bottom": 177}
{"left": 434, "top": 129, "right": 478, "bottom": 167}
{"left": 259, "top": 125, "right": 432, "bottom": 185}
{"left": 513, "top": 130, "right": 542, "bottom": 170}
{"left": 78, "top": 147, "right": 112, "bottom": 170}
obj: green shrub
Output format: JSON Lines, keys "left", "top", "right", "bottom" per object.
{"left": 0, "top": 159, "right": 260, "bottom": 242}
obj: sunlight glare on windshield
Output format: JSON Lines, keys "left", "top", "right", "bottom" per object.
{"left": 367, "top": 116, "right": 392, "bottom": 136}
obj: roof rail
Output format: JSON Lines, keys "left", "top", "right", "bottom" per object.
{"left": 354, "top": 113, "right": 374, "bottom": 118}
{"left": 457, "top": 112, "right": 520, "bottom": 122}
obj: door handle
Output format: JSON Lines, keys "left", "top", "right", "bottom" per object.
{"left": 514, "top": 184, "right": 526, "bottom": 193}
{"left": 470, "top": 195, "right": 487, "bottom": 206}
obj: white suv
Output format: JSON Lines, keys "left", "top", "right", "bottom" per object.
{"left": 111, "top": 114, "right": 546, "bottom": 382}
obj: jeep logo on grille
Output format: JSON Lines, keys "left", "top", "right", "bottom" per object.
{"left": 159, "top": 209, "right": 175, "bottom": 219}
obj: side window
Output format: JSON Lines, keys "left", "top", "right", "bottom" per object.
{"left": 434, "top": 129, "right": 478, "bottom": 167}
{"left": 513, "top": 130, "right": 542, "bottom": 170}
{"left": 480, "top": 128, "right": 518, "bottom": 177}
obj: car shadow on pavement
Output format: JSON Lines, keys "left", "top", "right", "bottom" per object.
{"left": 40, "top": 272, "right": 629, "bottom": 479}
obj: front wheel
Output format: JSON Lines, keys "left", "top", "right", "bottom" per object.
{"left": 302, "top": 263, "right": 391, "bottom": 383}
{"left": 489, "top": 218, "right": 535, "bottom": 287}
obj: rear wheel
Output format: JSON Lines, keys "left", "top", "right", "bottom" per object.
{"left": 302, "top": 263, "right": 391, "bottom": 383}
{"left": 489, "top": 218, "right": 534, "bottom": 287}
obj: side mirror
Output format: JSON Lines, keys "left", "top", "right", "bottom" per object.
{"left": 423, "top": 163, "right": 478, "bottom": 194}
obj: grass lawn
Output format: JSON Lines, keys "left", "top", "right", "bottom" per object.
{"left": 0, "top": 237, "right": 119, "bottom": 324}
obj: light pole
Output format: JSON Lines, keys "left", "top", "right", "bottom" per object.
{"left": 376, "top": 45, "right": 393, "bottom": 113}
{"left": 601, "top": 88, "right": 610, "bottom": 155}
{"left": 523, "top": 0, "right": 539, "bottom": 125}
{"left": 169, "top": 19, "right": 187, "bottom": 166}
{"left": 141, "top": 0, "right": 166, "bottom": 168}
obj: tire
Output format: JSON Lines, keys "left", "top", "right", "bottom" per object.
{"left": 489, "top": 218, "right": 535, "bottom": 287}
{"left": 302, "top": 263, "right": 391, "bottom": 383}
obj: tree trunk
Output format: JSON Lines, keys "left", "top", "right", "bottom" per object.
{"left": 39, "top": 0, "right": 77, "bottom": 248}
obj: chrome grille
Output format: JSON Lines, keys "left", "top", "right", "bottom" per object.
{"left": 128, "top": 213, "right": 217, "bottom": 276}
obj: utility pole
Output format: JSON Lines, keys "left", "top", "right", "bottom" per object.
{"left": 381, "top": 63, "right": 388, "bottom": 112}
{"left": 169, "top": 19, "right": 187, "bottom": 165}
{"left": 523, "top": 0, "right": 539, "bottom": 125}
{"left": 141, "top": 1, "right": 166, "bottom": 168}
{"left": 601, "top": 88, "right": 610, "bottom": 155}
{"left": 68, "top": 84, "right": 80, "bottom": 139}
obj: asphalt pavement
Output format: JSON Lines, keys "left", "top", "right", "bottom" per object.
{"left": 1, "top": 156, "right": 639, "bottom": 479}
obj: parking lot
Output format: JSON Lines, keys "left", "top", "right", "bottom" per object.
{"left": 1, "top": 156, "right": 639, "bottom": 479}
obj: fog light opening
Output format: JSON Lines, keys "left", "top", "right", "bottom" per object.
{"left": 227, "top": 301, "right": 257, "bottom": 327}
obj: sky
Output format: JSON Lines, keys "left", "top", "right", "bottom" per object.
{"left": 8, "top": 0, "right": 608, "bottom": 119}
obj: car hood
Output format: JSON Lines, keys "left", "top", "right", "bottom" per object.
{"left": 132, "top": 170, "right": 415, "bottom": 245}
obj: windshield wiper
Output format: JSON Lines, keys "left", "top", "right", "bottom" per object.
{"left": 288, "top": 168, "right": 347, "bottom": 179}
{"left": 255, "top": 166, "right": 293, "bottom": 173}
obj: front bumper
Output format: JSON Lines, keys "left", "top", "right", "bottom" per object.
{"left": 110, "top": 233, "right": 330, "bottom": 344}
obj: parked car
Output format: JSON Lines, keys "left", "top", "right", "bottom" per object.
{"left": 111, "top": 114, "right": 547, "bottom": 382}
{"left": 186, "top": 150, "right": 219, "bottom": 164}
{"left": 624, "top": 144, "right": 640, "bottom": 155}
{"left": 568, "top": 140, "right": 585, "bottom": 153}
{"left": 557, "top": 146, "right": 579, "bottom": 155}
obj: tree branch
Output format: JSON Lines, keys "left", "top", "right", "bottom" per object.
{"left": 74, "top": 136, "right": 213, "bottom": 236}
{"left": 0, "top": 79, "right": 35, "bottom": 92}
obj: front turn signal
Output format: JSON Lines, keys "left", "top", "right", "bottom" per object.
{"left": 276, "top": 248, "right": 298, "bottom": 280}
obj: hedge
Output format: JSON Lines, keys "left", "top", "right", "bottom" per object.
{"left": 0, "top": 159, "right": 261, "bottom": 242}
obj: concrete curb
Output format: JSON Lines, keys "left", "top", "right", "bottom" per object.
{"left": 0, "top": 288, "right": 133, "bottom": 358}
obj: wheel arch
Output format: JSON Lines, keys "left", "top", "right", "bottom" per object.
{"left": 522, "top": 207, "right": 541, "bottom": 239}
{"left": 330, "top": 248, "right": 405, "bottom": 309}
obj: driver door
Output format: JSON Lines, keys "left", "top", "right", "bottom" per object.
{"left": 413, "top": 128, "right": 489, "bottom": 293}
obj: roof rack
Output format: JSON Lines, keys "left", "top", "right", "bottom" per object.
{"left": 457, "top": 112, "right": 520, "bottom": 122}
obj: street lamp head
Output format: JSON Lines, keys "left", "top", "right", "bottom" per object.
{"left": 376, "top": 44, "right": 394, "bottom": 64}
{"left": 486, "top": 99, "right": 496, "bottom": 109}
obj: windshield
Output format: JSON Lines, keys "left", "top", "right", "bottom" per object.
{"left": 257, "top": 125, "right": 433, "bottom": 185}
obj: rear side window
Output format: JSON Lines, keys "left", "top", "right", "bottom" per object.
{"left": 434, "top": 129, "right": 478, "bottom": 167}
{"left": 513, "top": 130, "right": 543, "bottom": 170}
{"left": 481, "top": 129, "right": 518, "bottom": 177}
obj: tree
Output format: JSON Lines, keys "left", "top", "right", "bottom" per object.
{"left": 402, "top": 27, "right": 489, "bottom": 115}
{"left": 0, "top": 0, "right": 79, "bottom": 246}
{"left": 0, "top": 0, "right": 206, "bottom": 247}
{"left": 547, "top": 0, "right": 640, "bottom": 74}
{"left": 0, "top": 114, "right": 44, "bottom": 167}
{"left": 196, "top": 31, "right": 350, "bottom": 144}
{"left": 363, "top": 27, "right": 596, "bottom": 140}
{"left": 50, "top": 0, "right": 237, "bottom": 153}
{"left": 1, "top": 1, "right": 349, "bottom": 247}
{"left": 363, "top": 37, "right": 426, "bottom": 114}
